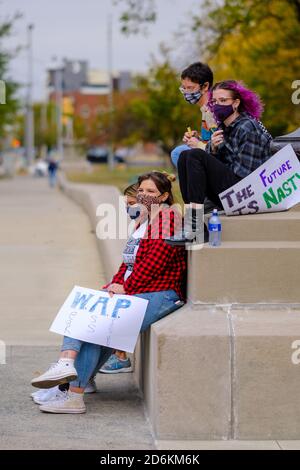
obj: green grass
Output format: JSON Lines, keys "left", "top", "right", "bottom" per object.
{"left": 66, "top": 164, "right": 184, "bottom": 205}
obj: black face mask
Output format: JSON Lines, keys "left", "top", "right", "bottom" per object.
{"left": 212, "top": 103, "right": 235, "bottom": 123}
{"left": 126, "top": 205, "right": 141, "bottom": 220}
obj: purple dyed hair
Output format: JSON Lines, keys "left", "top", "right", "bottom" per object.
{"left": 208, "top": 80, "right": 264, "bottom": 119}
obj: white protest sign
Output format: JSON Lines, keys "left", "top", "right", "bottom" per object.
{"left": 219, "top": 144, "right": 300, "bottom": 216}
{"left": 50, "top": 285, "right": 149, "bottom": 353}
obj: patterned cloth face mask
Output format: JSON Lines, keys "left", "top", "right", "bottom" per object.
{"left": 180, "top": 86, "right": 203, "bottom": 105}
{"left": 136, "top": 193, "right": 162, "bottom": 212}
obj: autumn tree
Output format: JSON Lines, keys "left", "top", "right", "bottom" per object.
{"left": 115, "top": 0, "right": 300, "bottom": 136}
{"left": 0, "top": 14, "right": 20, "bottom": 146}
{"left": 99, "top": 61, "right": 200, "bottom": 155}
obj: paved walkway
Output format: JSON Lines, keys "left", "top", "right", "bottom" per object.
{"left": 0, "top": 175, "right": 154, "bottom": 450}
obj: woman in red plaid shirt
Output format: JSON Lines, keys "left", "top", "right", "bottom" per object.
{"left": 31, "top": 172, "right": 187, "bottom": 414}
{"left": 103, "top": 171, "right": 187, "bottom": 304}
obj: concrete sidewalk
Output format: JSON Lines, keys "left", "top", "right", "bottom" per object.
{"left": 0, "top": 175, "right": 154, "bottom": 450}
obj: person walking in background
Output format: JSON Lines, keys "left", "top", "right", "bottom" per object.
{"left": 47, "top": 157, "right": 59, "bottom": 188}
{"left": 170, "top": 62, "right": 217, "bottom": 168}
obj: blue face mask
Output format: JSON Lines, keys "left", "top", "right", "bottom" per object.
{"left": 126, "top": 205, "right": 141, "bottom": 220}
{"left": 180, "top": 87, "right": 203, "bottom": 105}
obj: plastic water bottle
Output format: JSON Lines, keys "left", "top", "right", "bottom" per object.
{"left": 208, "top": 209, "right": 222, "bottom": 247}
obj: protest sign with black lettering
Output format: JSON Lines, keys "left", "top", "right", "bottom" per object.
{"left": 219, "top": 144, "right": 300, "bottom": 216}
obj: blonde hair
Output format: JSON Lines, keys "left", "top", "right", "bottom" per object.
{"left": 161, "top": 170, "right": 176, "bottom": 183}
{"left": 123, "top": 182, "right": 138, "bottom": 198}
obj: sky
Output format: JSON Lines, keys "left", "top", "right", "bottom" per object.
{"left": 1, "top": 0, "right": 200, "bottom": 101}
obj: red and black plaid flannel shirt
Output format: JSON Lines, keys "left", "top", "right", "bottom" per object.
{"left": 103, "top": 207, "right": 187, "bottom": 300}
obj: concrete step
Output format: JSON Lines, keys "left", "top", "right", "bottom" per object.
{"left": 206, "top": 211, "right": 300, "bottom": 242}
{"left": 140, "top": 305, "right": 300, "bottom": 440}
{"left": 290, "top": 203, "right": 300, "bottom": 211}
{"left": 188, "top": 241, "right": 300, "bottom": 304}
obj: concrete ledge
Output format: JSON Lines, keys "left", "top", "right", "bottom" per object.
{"left": 142, "top": 304, "right": 300, "bottom": 440}
{"left": 58, "top": 173, "right": 300, "bottom": 441}
{"left": 58, "top": 174, "right": 125, "bottom": 281}
{"left": 188, "top": 242, "right": 300, "bottom": 304}
{"left": 232, "top": 308, "right": 300, "bottom": 439}
{"left": 291, "top": 203, "right": 300, "bottom": 212}
{"left": 207, "top": 210, "right": 300, "bottom": 242}
{"left": 156, "top": 440, "right": 281, "bottom": 450}
{"left": 142, "top": 305, "right": 231, "bottom": 440}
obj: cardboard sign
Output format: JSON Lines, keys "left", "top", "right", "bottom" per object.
{"left": 219, "top": 144, "right": 300, "bottom": 215}
{"left": 50, "top": 286, "right": 149, "bottom": 353}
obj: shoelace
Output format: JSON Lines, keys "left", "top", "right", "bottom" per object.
{"left": 47, "top": 360, "right": 70, "bottom": 372}
{"left": 48, "top": 391, "right": 70, "bottom": 406}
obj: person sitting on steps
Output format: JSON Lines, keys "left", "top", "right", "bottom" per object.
{"left": 170, "top": 61, "right": 217, "bottom": 168}
{"left": 100, "top": 183, "right": 140, "bottom": 374}
{"left": 31, "top": 171, "right": 187, "bottom": 414}
{"left": 166, "top": 79, "right": 273, "bottom": 247}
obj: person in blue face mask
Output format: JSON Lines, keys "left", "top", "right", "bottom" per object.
{"left": 99, "top": 183, "right": 140, "bottom": 374}
{"left": 170, "top": 62, "right": 217, "bottom": 168}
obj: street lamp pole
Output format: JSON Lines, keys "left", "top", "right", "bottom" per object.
{"left": 54, "top": 64, "right": 64, "bottom": 161}
{"left": 25, "top": 23, "right": 34, "bottom": 167}
{"left": 107, "top": 14, "right": 114, "bottom": 171}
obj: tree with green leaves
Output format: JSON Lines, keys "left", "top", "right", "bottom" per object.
{"left": 15, "top": 101, "right": 59, "bottom": 157}
{"left": 113, "top": 0, "right": 156, "bottom": 35}
{"left": 192, "top": 0, "right": 300, "bottom": 135}
{"left": 97, "top": 60, "right": 201, "bottom": 156}
{"left": 115, "top": 0, "right": 300, "bottom": 136}
{"left": 0, "top": 14, "right": 20, "bottom": 147}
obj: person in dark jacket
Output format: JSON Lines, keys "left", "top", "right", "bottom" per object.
{"left": 166, "top": 80, "right": 273, "bottom": 246}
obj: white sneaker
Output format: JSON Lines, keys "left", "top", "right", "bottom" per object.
{"left": 31, "top": 377, "right": 97, "bottom": 401}
{"left": 31, "top": 364, "right": 57, "bottom": 398}
{"left": 31, "top": 359, "right": 77, "bottom": 389}
{"left": 84, "top": 376, "right": 97, "bottom": 394}
{"left": 39, "top": 391, "right": 86, "bottom": 414}
{"left": 33, "top": 386, "right": 68, "bottom": 405}
{"left": 31, "top": 389, "right": 42, "bottom": 399}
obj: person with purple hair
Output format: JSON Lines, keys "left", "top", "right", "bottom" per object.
{"left": 166, "top": 79, "right": 273, "bottom": 246}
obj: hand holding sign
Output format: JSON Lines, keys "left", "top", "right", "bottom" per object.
{"left": 107, "top": 283, "right": 125, "bottom": 296}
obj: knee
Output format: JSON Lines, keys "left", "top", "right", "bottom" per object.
{"left": 177, "top": 150, "right": 189, "bottom": 168}
{"left": 171, "top": 148, "right": 180, "bottom": 167}
{"left": 177, "top": 149, "right": 201, "bottom": 168}
{"left": 171, "top": 145, "right": 188, "bottom": 167}
{"left": 184, "top": 148, "right": 208, "bottom": 166}
{"left": 187, "top": 148, "right": 207, "bottom": 159}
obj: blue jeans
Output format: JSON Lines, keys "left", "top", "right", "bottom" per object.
{"left": 61, "top": 289, "right": 182, "bottom": 388}
{"left": 48, "top": 171, "right": 57, "bottom": 187}
{"left": 171, "top": 145, "right": 191, "bottom": 168}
